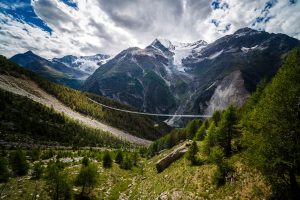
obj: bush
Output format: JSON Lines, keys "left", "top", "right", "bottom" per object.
{"left": 120, "top": 156, "right": 133, "bottom": 170}
{"left": 0, "top": 157, "right": 10, "bottom": 182}
{"left": 212, "top": 167, "right": 225, "bottom": 186}
{"left": 115, "top": 151, "right": 123, "bottom": 164}
{"left": 132, "top": 152, "right": 139, "bottom": 166}
{"left": 30, "top": 149, "right": 41, "bottom": 161}
{"left": 103, "top": 152, "right": 112, "bottom": 168}
{"left": 82, "top": 157, "right": 90, "bottom": 166}
{"left": 32, "top": 162, "right": 44, "bottom": 179}
{"left": 10, "top": 149, "right": 29, "bottom": 176}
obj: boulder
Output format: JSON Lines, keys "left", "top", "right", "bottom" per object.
{"left": 156, "top": 142, "right": 191, "bottom": 173}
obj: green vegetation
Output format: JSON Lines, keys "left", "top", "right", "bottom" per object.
{"left": 115, "top": 151, "right": 123, "bottom": 164}
{"left": 102, "top": 151, "right": 112, "bottom": 168}
{"left": 32, "top": 162, "right": 44, "bottom": 180}
{"left": 147, "top": 48, "right": 300, "bottom": 199}
{"left": 185, "top": 140, "right": 199, "bottom": 165}
{"left": 0, "top": 55, "right": 171, "bottom": 141}
{"left": 0, "top": 89, "right": 131, "bottom": 148}
{"left": 46, "top": 161, "right": 73, "bottom": 200}
{"left": 75, "top": 163, "right": 99, "bottom": 198}
{"left": 242, "top": 48, "right": 300, "bottom": 199}
{"left": 10, "top": 150, "right": 29, "bottom": 176}
{"left": 0, "top": 157, "right": 9, "bottom": 182}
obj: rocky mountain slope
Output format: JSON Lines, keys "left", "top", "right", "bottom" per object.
{"left": 82, "top": 38, "right": 207, "bottom": 117}
{"left": 82, "top": 28, "right": 300, "bottom": 126}
{"left": 10, "top": 51, "right": 110, "bottom": 89}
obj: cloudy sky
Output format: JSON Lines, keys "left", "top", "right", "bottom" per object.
{"left": 0, "top": 0, "right": 299, "bottom": 59}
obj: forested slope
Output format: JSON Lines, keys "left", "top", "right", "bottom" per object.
{"left": 0, "top": 56, "right": 170, "bottom": 141}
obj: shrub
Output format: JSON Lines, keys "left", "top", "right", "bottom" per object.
{"left": 82, "top": 157, "right": 90, "bottom": 166}
{"left": 103, "top": 152, "right": 112, "bottom": 168}
{"left": 10, "top": 149, "right": 29, "bottom": 176}
{"left": 0, "top": 157, "right": 10, "bottom": 182}
{"left": 120, "top": 156, "right": 133, "bottom": 170}
{"left": 32, "top": 162, "right": 44, "bottom": 179}
{"left": 115, "top": 151, "right": 123, "bottom": 164}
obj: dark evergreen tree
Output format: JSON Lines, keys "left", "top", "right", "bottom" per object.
{"left": 115, "top": 151, "right": 123, "bottom": 164}
{"left": 10, "top": 149, "right": 29, "bottom": 176}
{"left": 216, "top": 104, "right": 238, "bottom": 156}
{"left": 75, "top": 164, "right": 99, "bottom": 198}
{"left": 202, "top": 122, "right": 217, "bottom": 155}
{"left": 82, "top": 157, "right": 90, "bottom": 167}
{"left": 102, "top": 152, "right": 112, "bottom": 168}
{"left": 186, "top": 141, "right": 199, "bottom": 165}
{"left": 195, "top": 124, "right": 206, "bottom": 141}
{"left": 0, "top": 157, "right": 9, "bottom": 182}
{"left": 186, "top": 119, "right": 202, "bottom": 139}
{"left": 243, "top": 48, "right": 300, "bottom": 199}
{"left": 120, "top": 156, "right": 133, "bottom": 170}
{"left": 46, "top": 162, "right": 72, "bottom": 200}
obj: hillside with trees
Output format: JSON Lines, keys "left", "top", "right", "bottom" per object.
{"left": 0, "top": 56, "right": 170, "bottom": 141}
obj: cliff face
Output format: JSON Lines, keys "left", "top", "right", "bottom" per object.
{"left": 204, "top": 70, "right": 250, "bottom": 115}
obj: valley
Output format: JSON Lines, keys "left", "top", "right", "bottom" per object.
{"left": 0, "top": 74, "right": 151, "bottom": 146}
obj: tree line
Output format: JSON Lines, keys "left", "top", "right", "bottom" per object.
{"left": 148, "top": 48, "right": 300, "bottom": 199}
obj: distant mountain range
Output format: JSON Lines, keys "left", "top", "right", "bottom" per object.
{"left": 10, "top": 51, "right": 110, "bottom": 89}
{"left": 9, "top": 27, "right": 300, "bottom": 126}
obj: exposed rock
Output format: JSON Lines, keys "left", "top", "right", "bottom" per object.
{"left": 204, "top": 70, "right": 250, "bottom": 115}
{"left": 156, "top": 142, "right": 191, "bottom": 173}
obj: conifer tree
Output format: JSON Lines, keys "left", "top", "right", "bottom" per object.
{"left": 0, "top": 157, "right": 9, "bottom": 182}
{"left": 186, "top": 141, "right": 199, "bottom": 165}
{"left": 216, "top": 104, "right": 238, "bottom": 156}
{"left": 103, "top": 151, "right": 112, "bottom": 168}
{"left": 243, "top": 48, "right": 300, "bottom": 198}
{"left": 10, "top": 149, "right": 29, "bottom": 176}
{"left": 115, "top": 151, "right": 123, "bottom": 164}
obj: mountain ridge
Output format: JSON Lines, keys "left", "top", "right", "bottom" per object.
{"left": 82, "top": 27, "right": 300, "bottom": 126}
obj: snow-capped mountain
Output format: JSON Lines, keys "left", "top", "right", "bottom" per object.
{"left": 148, "top": 38, "right": 207, "bottom": 71}
{"left": 10, "top": 52, "right": 110, "bottom": 89}
{"left": 82, "top": 28, "right": 300, "bottom": 126}
{"left": 52, "top": 54, "right": 110, "bottom": 75}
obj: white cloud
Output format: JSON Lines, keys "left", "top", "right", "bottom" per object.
{"left": 0, "top": 0, "right": 299, "bottom": 59}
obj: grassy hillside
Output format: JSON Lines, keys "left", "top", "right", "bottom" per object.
{"left": 0, "top": 89, "right": 132, "bottom": 148}
{"left": 0, "top": 146, "right": 271, "bottom": 200}
{"left": 0, "top": 56, "right": 171, "bottom": 140}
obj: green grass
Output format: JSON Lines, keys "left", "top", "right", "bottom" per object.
{"left": 0, "top": 145, "right": 271, "bottom": 200}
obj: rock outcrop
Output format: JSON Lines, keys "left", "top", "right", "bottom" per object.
{"left": 156, "top": 142, "right": 191, "bottom": 173}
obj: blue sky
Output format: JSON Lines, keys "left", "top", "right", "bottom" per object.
{"left": 0, "top": 0, "right": 299, "bottom": 58}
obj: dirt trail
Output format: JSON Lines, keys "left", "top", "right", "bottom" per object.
{"left": 0, "top": 75, "right": 151, "bottom": 146}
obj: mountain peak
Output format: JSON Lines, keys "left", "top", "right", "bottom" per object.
{"left": 233, "top": 27, "right": 258, "bottom": 35}
{"left": 24, "top": 50, "right": 35, "bottom": 55}
{"left": 150, "top": 38, "right": 175, "bottom": 50}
